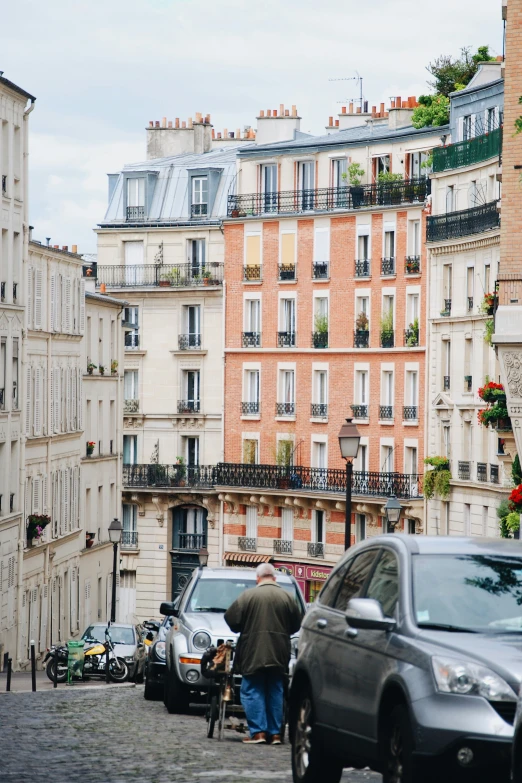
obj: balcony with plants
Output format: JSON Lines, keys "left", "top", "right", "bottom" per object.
{"left": 405, "top": 256, "right": 421, "bottom": 275}
{"left": 96, "top": 263, "right": 223, "bottom": 289}
{"left": 312, "top": 314, "right": 328, "bottom": 349}
{"left": 380, "top": 310, "right": 394, "bottom": 348}
{"left": 432, "top": 126, "right": 502, "bottom": 173}
{"left": 404, "top": 318, "right": 419, "bottom": 347}
{"left": 423, "top": 456, "right": 451, "bottom": 500}
{"left": 477, "top": 380, "right": 511, "bottom": 432}
{"left": 354, "top": 311, "right": 369, "bottom": 348}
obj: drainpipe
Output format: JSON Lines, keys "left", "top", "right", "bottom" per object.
{"left": 221, "top": 279, "right": 226, "bottom": 463}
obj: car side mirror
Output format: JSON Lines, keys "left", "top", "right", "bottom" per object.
{"left": 160, "top": 601, "right": 179, "bottom": 617}
{"left": 345, "top": 598, "right": 396, "bottom": 632}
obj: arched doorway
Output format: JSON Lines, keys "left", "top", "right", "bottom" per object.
{"left": 170, "top": 506, "right": 208, "bottom": 599}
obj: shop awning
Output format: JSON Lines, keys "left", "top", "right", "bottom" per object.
{"left": 224, "top": 552, "right": 273, "bottom": 564}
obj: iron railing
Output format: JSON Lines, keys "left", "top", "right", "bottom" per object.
{"left": 178, "top": 400, "right": 201, "bottom": 414}
{"left": 312, "top": 332, "right": 328, "bottom": 349}
{"left": 279, "top": 264, "right": 296, "bottom": 281}
{"left": 380, "top": 405, "right": 393, "bottom": 420}
{"left": 124, "top": 399, "right": 139, "bottom": 414}
{"left": 0, "top": 388, "right": 4, "bottom": 410}
{"left": 274, "top": 539, "right": 293, "bottom": 555}
{"left": 0, "top": 282, "right": 4, "bottom": 302}
{"left": 464, "top": 376, "right": 473, "bottom": 393}
{"left": 432, "top": 127, "right": 502, "bottom": 172}
{"left": 126, "top": 206, "right": 145, "bottom": 221}
{"left": 178, "top": 334, "right": 201, "bottom": 350}
{"left": 354, "top": 330, "right": 369, "bottom": 348}
{"left": 490, "top": 464, "right": 500, "bottom": 484}
{"left": 227, "top": 178, "right": 430, "bottom": 217}
{"left": 441, "top": 299, "right": 451, "bottom": 316}
{"left": 403, "top": 406, "right": 418, "bottom": 420}
{"left": 174, "top": 532, "right": 207, "bottom": 550}
{"left": 10, "top": 493, "right": 14, "bottom": 513}
{"left": 381, "top": 257, "right": 395, "bottom": 276}
{"left": 242, "top": 402, "right": 260, "bottom": 415}
{"left": 244, "top": 265, "right": 262, "bottom": 281}
{"left": 277, "top": 331, "right": 295, "bottom": 348}
{"left": 13, "top": 283, "right": 17, "bottom": 303}
{"left": 444, "top": 376, "right": 450, "bottom": 391}
{"left": 355, "top": 259, "right": 371, "bottom": 277}
{"left": 1, "top": 175, "right": 6, "bottom": 195}
{"left": 477, "top": 463, "right": 487, "bottom": 482}
{"left": 381, "top": 331, "right": 394, "bottom": 348}
{"left": 125, "top": 332, "right": 140, "bottom": 349}
{"left": 312, "top": 262, "right": 329, "bottom": 279}
{"left": 242, "top": 332, "right": 261, "bottom": 347}
{"left": 239, "top": 537, "right": 257, "bottom": 552}
{"left": 191, "top": 203, "right": 208, "bottom": 218}
{"left": 467, "top": 297, "right": 474, "bottom": 312}
{"left": 351, "top": 404, "right": 368, "bottom": 419}
{"left": 405, "top": 256, "right": 420, "bottom": 274}
{"left": 121, "top": 530, "right": 138, "bottom": 548}
{"left": 458, "top": 461, "right": 471, "bottom": 480}
{"left": 427, "top": 201, "right": 500, "bottom": 242}
{"left": 311, "top": 403, "right": 328, "bottom": 417}
{"left": 96, "top": 263, "right": 223, "bottom": 288}
{"left": 123, "top": 462, "right": 423, "bottom": 499}
{"left": 276, "top": 402, "right": 295, "bottom": 416}
{"left": 308, "top": 542, "right": 325, "bottom": 558}
{"left": 404, "top": 328, "right": 419, "bottom": 347}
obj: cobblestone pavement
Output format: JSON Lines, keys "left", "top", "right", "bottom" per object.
{"left": 0, "top": 686, "right": 382, "bottom": 783}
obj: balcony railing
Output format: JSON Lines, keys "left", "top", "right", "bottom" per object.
{"left": 311, "top": 403, "right": 328, "bottom": 417}
{"left": 443, "top": 376, "right": 450, "bottom": 391}
{"left": 124, "top": 462, "right": 423, "bottom": 499}
{"left": 0, "top": 282, "right": 4, "bottom": 302}
{"left": 277, "top": 331, "right": 295, "bottom": 348}
{"left": 125, "top": 332, "right": 140, "bottom": 349}
{"left": 464, "top": 376, "right": 473, "bottom": 393}
{"left": 242, "top": 332, "right": 261, "bottom": 347}
{"left": 405, "top": 256, "right": 421, "bottom": 275}
{"left": 312, "top": 262, "right": 329, "bottom": 279}
{"left": 403, "top": 406, "right": 418, "bottom": 420}
{"left": 126, "top": 206, "right": 145, "bottom": 221}
{"left": 279, "top": 264, "right": 296, "bottom": 281}
{"left": 308, "top": 542, "right": 325, "bottom": 558}
{"left": 121, "top": 530, "right": 138, "bottom": 549}
{"left": 0, "top": 388, "right": 4, "bottom": 410}
{"left": 355, "top": 259, "right": 370, "bottom": 277}
{"left": 490, "top": 464, "right": 500, "bottom": 484}
{"left": 174, "top": 532, "right": 207, "bottom": 550}
{"left": 432, "top": 127, "right": 502, "bottom": 172}
{"left": 467, "top": 297, "right": 474, "bottom": 312}
{"left": 191, "top": 203, "right": 208, "bottom": 218}
{"left": 124, "top": 399, "right": 139, "bottom": 414}
{"left": 178, "top": 334, "right": 201, "bottom": 350}
{"left": 96, "top": 263, "right": 223, "bottom": 288}
{"left": 312, "top": 331, "right": 328, "bottom": 349}
{"left": 242, "top": 401, "right": 260, "bottom": 415}
{"left": 1, "top": 175, "right": 6, "bottom": 195}
{"left": 178, "top": 400, "right": 201, "bottom": 414}
{"left": 13, "top": 283, "right": 17, "bottom": 303}
{"left": 427, "top": 201, "right": 500, "bottom": 242}
{"left": 441, "top": 299, "right": 451, "bottom": 316}
{"left": 351, "top": 404, "right": 368, "bottom": 419}
{"left": 380, "top": 405, "right": 393, "bottom": 420}
{"left": 381, "top": 331, "right": 394, "bottom": 348}
{"left": 354, "top": 330, "right": 369, "bottom": 348}
{"left": 274, "top": 539, "right": 293, "bottom": 555}
{"left": 458, "top": 461, "right": 470, "bottom": 480}
{"left": 227, "top": 178, "right": 430, "bottom": 217}
{"left": 404, "top": 328, "right": 419, "bottom": 347}
{"left": 276, "top": 402, "right": 295, "bottom": 416}
{"left": 244, "top": 265, "right": 262, "bottom": 281}
{"left": 239, "top": 537, "right": 257, "bottom": 552}
{"left": 381, "top": 257, "right": 396, "bottom": 276}
{"left": 10, "top": 494, "right": 14, "bottom": 513}
{"left": 477, "top": 463, "right": 487, "bottom": 482}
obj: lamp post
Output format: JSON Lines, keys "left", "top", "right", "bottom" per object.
{"left": 108, "top": 518, "right": 123, "bottom": 623}
{"left": 384, "top": 495, "right": 402, "bottom": 533}
{"left": 338, "top": 417, "right": 361, "bottom": 550}
{"left": 198, "top": 547, "right": 209, "bottom": 568}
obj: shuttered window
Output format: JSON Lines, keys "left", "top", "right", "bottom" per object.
{"left": 25, "top": 366, "right": 32, "bottom": 436}
{"left": 34, "top": 368, "right": 42, "bottom": 436}
{"left": 245, "top": 234, "right": 261, "bottom": 268}
{"left": 314, "top": 228, "right": 330, "bottom": 263}
{"left": 39, "top": 584, "right": 48, "bottom": 652}
{"left": 246, "top": 505, "right": 258, "bottom": 538}
{"left": 50, "top": 275, "right": 57, "bottom": 331}
{"left": 34, "top": 269, "right": 43, "bottom": 329}
{"left": 79, "top": 279, "right": 85, "bottom": 334}
{"left": 281, "top": 233, "right": 295, "bottom": 266}
{"left": 27, "top": 267, "right": 33, "bottom": 328}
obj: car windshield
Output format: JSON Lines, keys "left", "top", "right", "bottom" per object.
{"left": 413, "top": 554, "right": 522, "bottom": 633}
{"left": 82, "top": 625, "right": 135, "bottom": 645}
{"left": 186, "top": 578, "right": 300, "bottom": 613}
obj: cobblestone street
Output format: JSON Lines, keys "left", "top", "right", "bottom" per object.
{"left": 0, "top": 686, "right": 381, "bottom": 783}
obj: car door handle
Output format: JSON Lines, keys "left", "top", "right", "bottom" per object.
{"left": 316, "top": 618, "right": 328, "bottom": 629}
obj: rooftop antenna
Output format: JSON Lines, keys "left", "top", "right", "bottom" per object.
{"left": 329, "top": 71, "right": 364, "bottom": 110}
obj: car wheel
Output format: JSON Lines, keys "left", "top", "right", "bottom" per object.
{"left": 144, "top": 677, "right": 161, "bottom": 701}
{"left": 381, "top": 704, "right": 415, "bottom": 783}
{"left": 290, "top": 687, "right": 343, "bottom": 783}
{"left": 164, "top": 669, "right": 190, "bottom": 714}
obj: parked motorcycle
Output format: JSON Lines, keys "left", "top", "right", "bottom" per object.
{"left": 83, "top": 628, "right": 128, "bottom": 682}
{"left": 43, "top": 644, "right": 68, "bottom": 683}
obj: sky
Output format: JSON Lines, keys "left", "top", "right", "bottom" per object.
{"left": 2, "top": 0, "right": 503, "bottom": 253}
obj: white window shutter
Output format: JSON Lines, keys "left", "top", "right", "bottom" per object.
{"left": 39, "top": 584, "right": 48, "bottom": 652}
{"left": 458, "top": 116, "right": 464, "bottom": 142}
{"left": 54, "top": 369, "right": 60, "bottom": 434}
{"left": 32, "top": 476, "right": 41, "bottom": 514}
{"left": 20, "top": 592, "right": 28, "bottom": 659}
{"left": 50, "top": 275, "right": 56, "bottom": 332}
{"left": 27, "top": 267, "right": 33, "bottom": 329}
{"left": 70, "top": 567, "right": 77, "bottom": 631}
{"left": 42, "top": 474, "right": 48, "bottom": 514}
{"left": 79, "top": 279, "right": 85, "bottom": 334}
{"left": 71, "top": 367, "right": 77, "bottom": 431}
{"left": 65, "top": 278, "right": 72, "bottom": 333}
{"left": 78, "top": 369, "right": 83, "bottom": 430}
{"left": 34, "top": 368, "right": 42, "bottom": 436}
{"left": 34, "top": 269, "right": 43, "bottom": 329}
{"left": 42, "top": 367, "right": 47, "bottom": 435}
{"left": 25, "top": 477, "right": 32, "bottom": 517}
{"left": 64, "top": 468, "right": 69, "bottom": 532}
{"left": 25, "top": 366, "right": 32, "bottom": 436}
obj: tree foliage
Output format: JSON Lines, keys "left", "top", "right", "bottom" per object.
{"left": 412, "top": 95, "right": 450, "bottom": 129}
{"left": 427, "top": 46, "right": 496, "bottom": 97}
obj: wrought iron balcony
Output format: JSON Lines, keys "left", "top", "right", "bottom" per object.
{"left": 354, "top": 330, "right": 369, "bottom": 348}
{"left": 312, "top": 331, "right": 328, "bottom": 349}
{"left": 126, "top": 206, "right": 145, "bottom": 221}
{"left": 432, "top": 127, "right": 502, "bottom": 173}
{"left": 124, "top": 399, "right": 139, "bottom": 414}
{"left": 191, "top": 203, "right": 208, "bottom": 218}
{"left": 312, "top": 262, "right": 329, "bottom": 279}
{"left": 178, "top": 334, "right": 201, "bottom": 350}
{"left": 277, "top": 331, "right": 295, "bottom": 348}
{"left": 381, "top": 331, "right": 394, "bottom": 348}
{"left": 242, "top": 401, "right": 260, "bottom": 415}
{"left": 274, "top": 539, "right": 293, "bottom": 555}
{"left": 405, "top": 256, "right": 421, "bottom": 275}
{"left": 403, "top": 406, "right": 418, "bottom": 420}
{"left": 0, "top": 388, "right": 4, "bottom": 410}
{"left": 1, "top": 175, "right": 6, "bottom": 195}
{"left": 244, "top": 265, "right": 262, "bottom": 281}
{"left": 13, "top": 283, "right": 17, "bottom": 303}
{"left": 0, "top": 282, "right": 4, "bottom": 302}
{"left": 177, "top": 400, "right": 201, "bottom": 414}
{"left": 464, "top": 376, "right": 473, "bottom": 393}
{"left": 381, "top": 257, "right": 396, "bottom": 276}
{"left": 490, "top": 464, "right": 500, "bottom": 484}
{"left": 10, "top": 493, "right": 14, "bottom": 513}
{"left": 355, "top": 259, "right": 370, "bottom": 277}
{"left": 311, "top": 403, "right": 328, "bottom": 418}
{"left": 380, "top": 405, "right": 393, "bottom": 420}
{"left": 175, "top": 532, "right": 207, "bottom": 550}
{"left": 96, "top": 262, "right": 223, "bottom": 288}
{"left": 239, "top": 537, "right": 257, "bottom": 552}
{"left": 121, "top": 530, "right": 138, "bottom": 549}
{"left": 467, "top": 297, "right": 474, "bottom": 312}
{"left": 443, "top": 376, "right": 450, "bottom": 391}
{"left": 441, "top": 299, "right": 452, "bottom": 317}
{"left": 242, "top": 332, "right": 261, "bottom": 348}
{"left": 404, "top": 328, "right": 419, "bottom": 347}
{"left": 279, "top": 264, "right": 296, "bottom": 281}
{"left": 308, "top": 542, "right": 325, "bottom": 558}
{"left": 477, "top": 462, "right": 487, "bottom": 482}
{"left": 124, "top": 462, "right": 423, "bottom": 499}
{"left": 458, "top": 461, "right": 470, "bottom": 480}
{"left": 351, "top": 404, "right": 368, "bottom": 419}
{"left": 276, "top": 402, "right": 295, "bottom": 416}
{"left": 227, "top": 178, "right": 430, "bottom": 217}
{"left": 427, "top": 201, "right": 500, "bottom": 242}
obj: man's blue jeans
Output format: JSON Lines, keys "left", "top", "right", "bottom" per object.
{"left": 240, "top": 668, "right": 284, "bottom": 736}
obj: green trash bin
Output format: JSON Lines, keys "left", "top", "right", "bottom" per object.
{"left": 67, "top": 640, "right": 85, "bottom": 683}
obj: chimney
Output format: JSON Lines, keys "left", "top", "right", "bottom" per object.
{"left": 329, "top": 101, "right": 372, "bottom": 132}
{"left": 46, "top": 237, "right": 50, "bottom": 246}
{"left": 341, "top": 106, "right": 347, "bottom": 114}
{"left": 388, "top": 97, "right": 416, "bottom": 130}
{"left": 72, "top": 244, "right": 78, "bottom": 254}
{"left": 147, "top": 113, "right": 213, "bottom": 158}
{"left": 28, "top": 225, "right": 33, "bottom": 241}
{"left": 255, "top": 105, "right": 301, "bottom": 145}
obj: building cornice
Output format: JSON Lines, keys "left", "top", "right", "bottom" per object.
{"left": 428, "top": 232, "right": 500, "bottom": 255}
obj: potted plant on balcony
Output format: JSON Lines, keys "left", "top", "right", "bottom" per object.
{"left": 405, "top": 257, "right": 420, "bottom": 274}
{"left": 202, "top": 268, "right": 212, "bottom": 286}
{"left": 477, "top": 403, "right": 511, "bottom": 431}
{"left": 478, "top": 379, "right": 506, "bottom": 404}
{"left": 378, "top": 171, "right": 403, "bottom": 205}
{"left": 87, "top": 362, "right": 97, "bottom": 375}
{"left": 342, "top": 162, "right": 365, "bottom": 209}
{"left": 380, "top": 309, "right": 394, "bottom": 347}
{"left": 423, "top": 456, "right": 451, "bottom": 499}
{"left": 27, "top": 514, "right": 51, "bottom": 547}
{"left": 313, "top": 314, "right": 328, "bottom": 348}
{"left": 405, "top": 318, "right": 419, "bottom": 347}
{"left": 356, "top": 311, "right": 369, "bottom": 332}
{"left": 172, "top": 456, "right": 187, "bottom": 486}
{"left": 480, "top": 292, "right": 497, "bottom": 316}
{"left": 111, "top": 360, "right": 118, "bottom": 375}
{"left": 86, "top": 532, "right": 96, "bottom": 549}
{"left": 507, "top": 485, "right": 522, "bottom": 538}
{"left": 99, "top": 365, "right": 105, "bottom": 376}
{"left": 86, "top": 441, "right": 96, "bottom": 457}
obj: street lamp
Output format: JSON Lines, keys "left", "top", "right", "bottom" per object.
{"left": 384, "top": 495, "right": 402, "bottom": 533}
{"left": 338, "top": 417, "right": 361, "bottom": 550}
{"left": 108, "top": 518, "right": 122, "bottom": 622}
{"left": 198, "top": 547, "right": 209, "bottom": 568}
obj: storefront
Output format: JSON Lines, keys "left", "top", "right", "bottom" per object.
{"left": 273, "top": 561, "right": 333, "bottom": 602}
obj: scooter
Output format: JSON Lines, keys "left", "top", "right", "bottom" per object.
{"left": 43, "top": 645, "right": 68, "bottom": 683}
{"left": 83, "top": 627, "right": 128, "bottom": 682}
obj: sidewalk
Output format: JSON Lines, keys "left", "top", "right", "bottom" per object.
{"left": 0, "top": 669, "right": 136, "bottom": 694}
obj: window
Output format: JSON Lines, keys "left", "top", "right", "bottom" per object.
{"left": 183, "top": 305, "right": 201, "bottom": 348}
{"left": 262, "top": 165, "right": 277, "bottom": 212}
{"left": 281, "top": 507, "right": 293, "bottom": 541}
{"left": 384, "top": 229, "right": 395, "bottom": 259}
{"left": 246, "top": 505, "right": 258, "bottom": 538}
{"left": 314, "top": 228, "right": 330, "bottom": 271}
{"left": 280, "top": 298, "right": 296, "bottom": 339}
{"left": 334, "top": 550, "right": 378, "bottom": 611}
{"left": 124, "top": 306, "right": 139, "bottom": 349}
{"left": 405, "top": 445, "right": 418, "bottom": 474}
{"left": 0, "top": 338, "right": 5, "bottom": 409}
{"left": 381, "top": 445, "right": 394, "bottom": 472}
{"left": 122, "top": 504, "right": 138, "bottom": 544}
{"left": 357, "top": 233, "right": 369, "bottom": 261}
{"left": 314, "top": 370, "right": 328, "bottom": 405}
{"left": 443, "top": 340, "right": 451, "bottom": 387}
{"left": 192, "top": 177, "right": 208, "bottom": 216}
{"left": 299, "top": 162, "right": 315, "bottom": 210}
{"left": 446, "top": 185, "right": 454, "bottom": 213}
{"left": 245, "top": 299, "right": 261, "bottom": 333}
{"left": 127, "top": 178, "right": 144, "bottom": 207}
{"left": 462, "top": 115, "right": 472, "bottom": 141}
{"left": 406, "top": 293, "right": 419, "bottom": 326}
{"left": 183, "top": 370, "right": 200, "bottom": 411}
{"left": 243, "top": 438, "right": 258, "bottom": 464}
{"left": 12, "top": 338, "right": 18, "bottom": 409}
{"left": 410, "top": 221, "right": 421, "bottom": 256}
{"left": 374, "top": 155, "right": 390, "bottom": 180}
{"left": 382, "top": 370, "right": 394, "bottom": 406}
{"left": 484, "top": 264, "right": 491, "bottom": 294}
{"left": 466, "top": 267, "right": 474, "bottom": 307}
{"left": 442, "top": 425, "right": 451, "bottom": 459}
{"left": 188, "top": 239, "right": 205, "bottom": 276}
{"left": 313, "top": 297, "right": 328, "bottom": 345}
{"left": 186, "top": 437, "right": 199, "bottom": 466}
{"left": 355, "top": 370, "right": 368, "bottom": 404}
{"left": 468, "top": 180, "right": 478, "bottom": 208}
{"left": 313, "top": 509, "right": 325, "bottom": 544}
{"left": 280, "top": 232, "right": 296, "bottom": 274}
{"left": 365, "top": 550, "right": 399, "bottom": 616}
{"left": 332, "top": 158, "right": 347, "bottom": 188}
{"left": 245, "top": 234, "right": 261, "bottom": 279}
{"left": 124, "top": 370, "right": 138, "bottom": 400}
{"left": 123, "top": 435, "right": 137, "bottom": 465}
{"left": 383, "top": 294, "right": 394, "bottom": 326}
{"left": 280, "top": 370, "right": 295, "bottom": 406}
{"left": 406, "top": 371, "right": 418, "bottom": 406}
{"left": 410, "top": 151, "right": 430, "bottom": 178}
{"left": 245, "top": 369, "right": 260, "bottom": 408}
{"left": 124, "top": 242, "right": 144, "bottom": 285}
{"left": 355, "top": 443, "right": 368, "bottom": 473}
{"left": 356, "top": 514, "right": 366, "bottom": 542}
{"left": 443, "top": 264, "right": 452, "bottom": 301}
{"left": 313, "top": 441, "right": 327, "bottom": 469}
{"left": 487, "top": 107, "right": 497, "bottom": 133}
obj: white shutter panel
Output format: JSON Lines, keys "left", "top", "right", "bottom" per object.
{"left": 61, "top": 276, "right": 66, "bottom": 334}
{"left": 458, "top": 116, "right": 464, "bottom": 142}
{"left": 470, "top": 113, "right": 476, "bottom": 138}
{"left": 50, "top": 275, "right": 56, "bottom": 332}
{"left": 25, "top": 477, "right": 32, "bottom": 518}
{"left": 39, "top": 584, "right": 48, "bottom": 652}
{"left": 64, "top": 468, "right": 70, "bottom": 532}
{"left": 32, "top": 476, "right": 41, "bottom": 515}
{"left": 34, "top": 269, "right": 43, "bottom": 330}
{"left": 79, "top": 279, "right": 85, "bottom": 334}
{"left": 84, "top": 580, "right": 91, "bottom": 627}
{"left": 54, "top": 369, "right": 60, "bottom": 433}
{"left": 42, "top": 367, "right": 47, "bottom": 435}
{"left": 65, "top": 278, "right": 72, "bottom": 333}
{"left": 42, "top": 474, "right": 48, "bottom": 514}
{"left": 78, "top": 369, "right": 83, "bottom": 431}
{"left": 71, "top": 368, "right": 77, "bottom": 431}
{"left": 25, "top": 366, "right": 32, "bottom": 436}
{"left": 27, "top": 267, "right": 33, "bottom": 329}
{"left": 34, "top": 367, "right": 42, "bottom": 436}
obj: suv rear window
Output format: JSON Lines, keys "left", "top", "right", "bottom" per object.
{"left": 186, "top": 578, "right": 300, "bottom": 613}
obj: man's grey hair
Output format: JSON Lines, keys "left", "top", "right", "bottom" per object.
{"left": 256, "top": 562, "right": 277, "bottom": 580}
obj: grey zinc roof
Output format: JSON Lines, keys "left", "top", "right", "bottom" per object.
{"left": 101, "top": 145, "right": 253, "bottom": 225}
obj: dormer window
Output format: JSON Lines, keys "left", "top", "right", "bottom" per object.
{"left": 127, "top": 178, "right": 145, "bottom": 220}
{"left": 191, "top": 177, "right": 208, "bottom": 217}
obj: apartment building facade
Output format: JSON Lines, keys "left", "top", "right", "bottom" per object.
{"left": 426, "top": 63, "right": 507, "bottom": 537}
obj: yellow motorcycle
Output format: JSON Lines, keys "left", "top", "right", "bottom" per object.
{"left": 83, "top": 627, "right": 128, "bottom": 682}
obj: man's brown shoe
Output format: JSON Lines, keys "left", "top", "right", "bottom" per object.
{"left": 243, "top": 732, "right": 267, "bottom": 744}
{"left": 269, "top": 734, "right": 282, "bottom": 745}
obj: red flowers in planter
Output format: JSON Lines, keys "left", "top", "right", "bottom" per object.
{"left": 478, "top": 381, "right": 504, "bottom": 401}
{"left": 509, "top": 484, "right": 522, "bottom": 511}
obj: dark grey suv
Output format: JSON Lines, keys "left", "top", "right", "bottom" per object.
{"left": 290, "top": 536, "right": 522, "bottom": 783}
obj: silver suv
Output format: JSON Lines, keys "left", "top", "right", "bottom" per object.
{"left": 160, "top": 566, "right": 305, "bottom": 713}
{"left": 290, "top": 536, "right": 522, "bottom": 783}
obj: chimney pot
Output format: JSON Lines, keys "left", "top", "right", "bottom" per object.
{"left": 182, "top": 121, "right": 186, "bottom": 128}
{"left": 229, "top": 132, "right": 234, "bottom": 138}
{"left": 168, "top": 120, "right": 172, "bottom": 128}
{"left": 62, "top": 246, "right": 67, "bottom": 251}
{"left": 291, "top": 105, "right": 297, "bottom": 116}
{"left": 223, "top": 128, "right": 228, "bottom": 137}
{"left": 46, "top": 238, "right": 51, "bottom": 246}
{"left": 273, "top": 109, "right": 277, "bottom": 117}
{"left": 372, "top": 105, "right": 377, "bottom": 114}
{"left": 54, "top": 245, "right": 59, "bottom": 249}
{"left": 161, "top": 117, "right": 166, "bottom": 128}
{"left": 100, "top": 283, "right": 106, "bottom": 294}
{"left": 328, "top": 116, "right": 333, "bottom": 126}
{"left": 260, "top": 110, "right": 265, "bottom": 117}
{"left": 391, "top": 99, "right": 396, "bottom": 109}
{"left": 175, "top": 118, "right": 180, "bottom": 128}
{"left": 335, "top": 119, "right": 339, "bottom": 126}
{"left": 285, "top": 109, "right": 289, "bottom": 116}
{"left": 72, "top": 244, "right": 77, "bottom": 253}
{"left": 149, "top": 121, "right": 154, "bottom": 127}
{"left": 356, "top": 107, "right": 361, "bottom": 114}
{"left": 206, "top": 114, "right": 211, "bottom": 123}
{"left": 380, "top": 102, "right": 385, "bottom": 113}
{"left": 341, "top": 106, "right": 347, "bottom": 114}
{"left": 396, "top": 96, "right": 401, "bottom": 106}
{"left": 279, "top": 103, "right": 284, "bottom": 116}
{"left": 236, "top": 128, "right": 240, "bottom": 137}
{"left": 217, "top": 132, "right": 222, "bottom": 139}
{"left": 349, "top": 102, "right": 354, "bottom": 113}
{"left": 155, "top": 120, "right": 160, "bottom": 128}
{"left": 267, "top": 109, "right": 271, "bottom": 117}
{"left": 188, "top": 117, "right": 193, "bottom": 128}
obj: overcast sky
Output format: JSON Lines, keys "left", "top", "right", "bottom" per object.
{"left": 2, "top": 0, "right": 503, "bottom": 253}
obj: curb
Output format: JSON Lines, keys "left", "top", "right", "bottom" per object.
{"left": 0, "top": 682, "right": 137, "bottom": 695}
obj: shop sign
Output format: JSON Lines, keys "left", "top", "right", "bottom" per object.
{"left": 273, "top": 562, "right": 332, "bottom": 582}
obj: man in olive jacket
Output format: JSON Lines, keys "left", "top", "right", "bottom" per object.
{"left": 224, "top": 562, "right": 303, "bottom": 745}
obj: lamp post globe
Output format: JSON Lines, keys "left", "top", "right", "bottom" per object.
{"left": 108, "top": 518, "right": 122, "bottom": 623}
{"left": 384, "top": 495, "right": 402, "bottom": 533}
{"left": 108, "top": 517, "right": 123, "bottom": 544}
{"left": 338, "top": 417, "right": 361, "bottom": 550}
{"left": 198, "top": 547, "right": 209, "bottom": 568}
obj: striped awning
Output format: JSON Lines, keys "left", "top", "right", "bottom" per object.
{"left": 224, "top": 552, "right": 273, "bottom": 564}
